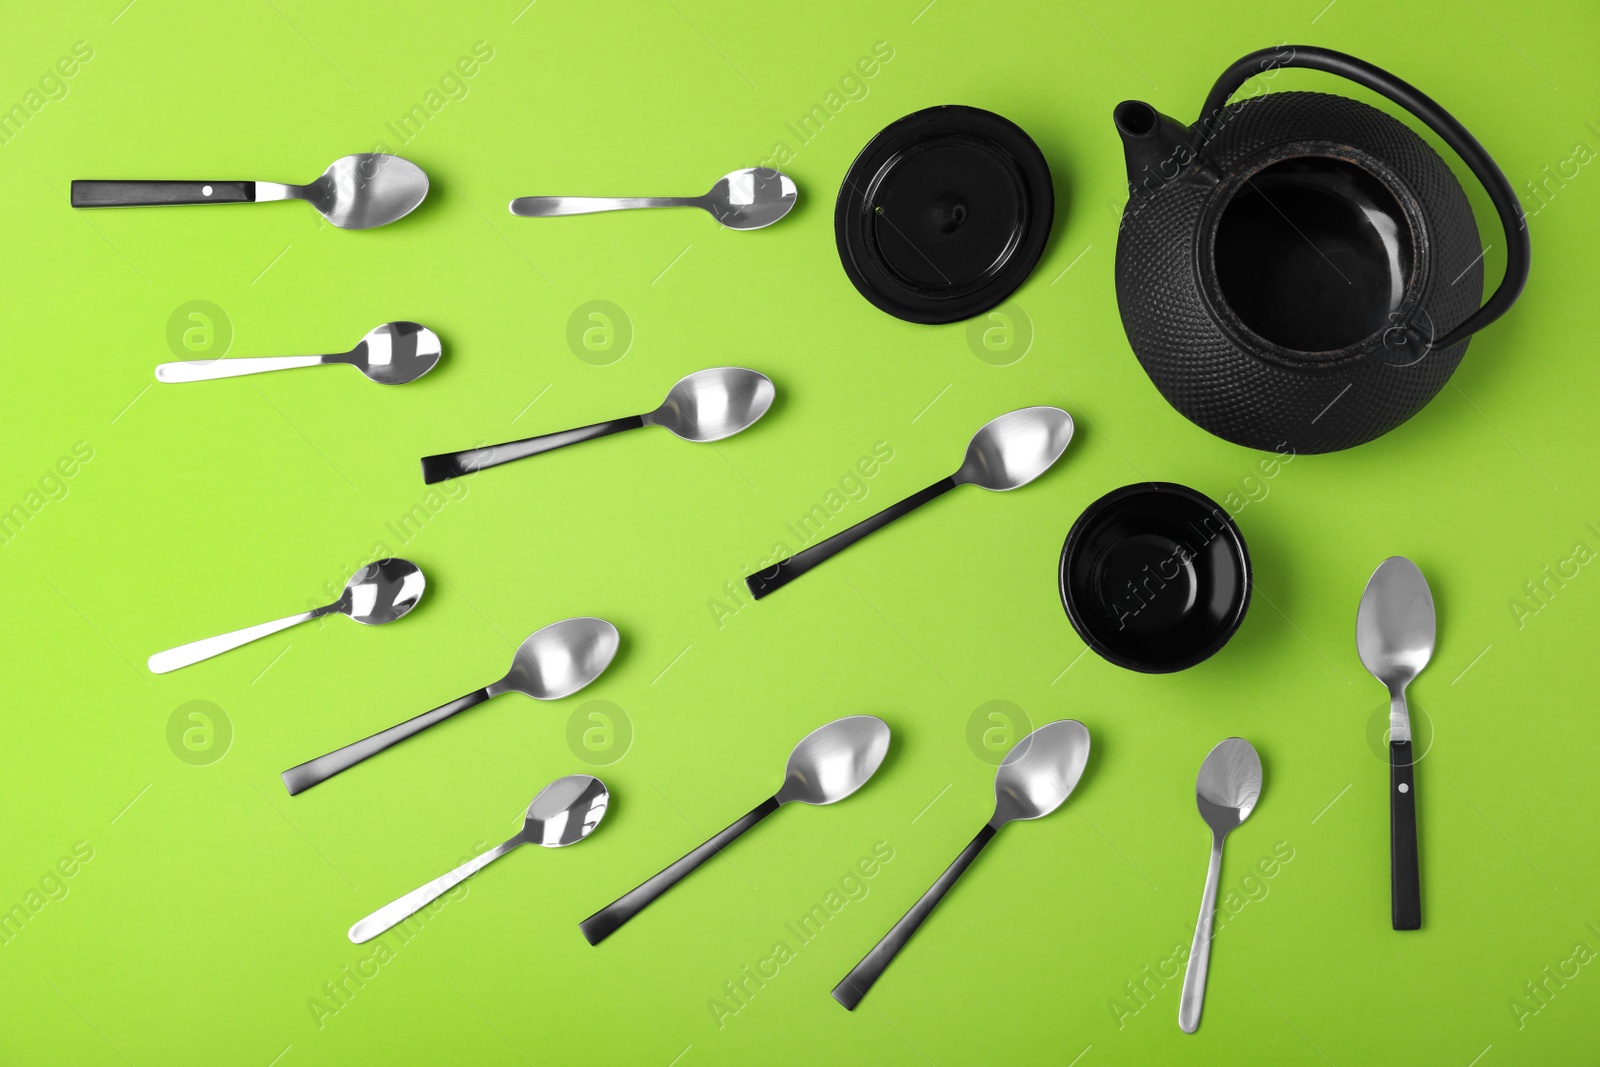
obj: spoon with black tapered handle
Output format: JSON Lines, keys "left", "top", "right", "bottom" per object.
{"left": 156, "top": 322, "right": 440, "bottom": 384}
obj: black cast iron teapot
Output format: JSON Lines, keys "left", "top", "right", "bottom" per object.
{"left": 1113, "top": 45, "right": 1530, "bottom": 453}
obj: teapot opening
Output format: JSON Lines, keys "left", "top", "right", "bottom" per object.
{"left": 1212, "top": 155, "right": 1413, "bottom": 353}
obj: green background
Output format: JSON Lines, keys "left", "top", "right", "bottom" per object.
{"left": 2, "top": 0, "right": 1597, "bottom": 1064}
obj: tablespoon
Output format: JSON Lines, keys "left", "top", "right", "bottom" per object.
{"left": 510, "top": 167, "right": 797, "bottom": 230}
{"left": 281, "top": 618, "right": 619, "bottom": 795}
{"left": 747, "top": 406, "right": 1073, "bottom": 599}
{"left": 833, "top": 719, "right": 1090, "bottom": 1009}
{"left": 421, "top": 367, "right": 774, "bottom": 484}
{"left": 579, "top": 715, "right": 890, "bottom": 945}
{"left": 348, "top": 774, "right": 609, "bottom": 944}
{"left": 1357, "top": 556, "right": 1435, "bottom": 930}
{"left": 1179, "top": 737, "right": 1262, "bottom": 1034}
{"left": 147, "top": 558, "right": 423, "bottom": 675}
{"left": 156, "top": 322, "right": 440, "bottom": 385}
{"left": 71, "top": 153, "right": 429, "bottom": 229}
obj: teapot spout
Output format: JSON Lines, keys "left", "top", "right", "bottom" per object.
{"left": 1115, "top": 101, "right": 1199, "bottom": 200}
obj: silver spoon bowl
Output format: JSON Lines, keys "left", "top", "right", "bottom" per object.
{"left": 156, "top": 321, "right": 441, "bottom": 385}
{"left": 509, "top": 167, "right": 797, "bottom": 230}
{"left": 147, "top": 558, "right": 424, "bottom": 674}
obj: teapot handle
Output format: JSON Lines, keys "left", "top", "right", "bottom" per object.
{"left": 1198, "top": 46, "right": 1529, "bottom": 350}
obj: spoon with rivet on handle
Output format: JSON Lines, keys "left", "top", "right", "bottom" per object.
{"left": 579, "top": 715, "right": 890, "bottom": 946}
{"left": 71, "top": 153, "right": 429, "bottom": 229}
{"left": 747, "top": 406, "right": 1074, "bottom": 600}
{"left": 833, "top": 719, "right": 1090, "bottom": 1009}
{"left": 1179, "top": 737, "right": 1262, "bottom": 1033}
{"left": 510, "top": 167, "right": 797, "bottom": 230}
{"left": 421, "top": 367, "right": 774, "bottom": 484}
{"left": 348, "top": 774, "right": 610, "bottom": 944}
{"left": 147, "top": 558, "right": 424, "bottom": 675}
{"left": 156, "top": 322, "right": 440, "bottom": 385}
{"left": 281, "top": 618, "right": 618, "bottom": 795}
{"left": 1357, "top": 555, "right": 1435, "bottom": 931}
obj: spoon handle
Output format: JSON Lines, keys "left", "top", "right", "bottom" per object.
{"left": 1178, "top": 835, "right": 1224, "bottom": 1033}
{"left": 832, "top": 823, "right": 996, "bottom": 1010}
{"left": 509, "top": 196, "right": 696, "bottom": 217}
{"left": 155, "top": 355, "right": 329, "bottom": 382}
{"left": 1390, "top": 738, "right": 1421, "bottom": 930}
{"left": 280, "top": 687, "right": 493, "bottom": 795}
{"left": 71, "top": 180, "right": 255, "bottom": 207}
{"left": 746, "top": 477, "right": 957, "bottom": 600}
{"left": 348, "top": 833, "right": 521, "bottom": 944}
{"left": 147, "top": 606, "right": 325, "bottom": 674}
{"left": 579, "top": 796, "right": 780, "bottom": 945}
{"left": 420, "top": 416, "right": 646, "bottom": 484}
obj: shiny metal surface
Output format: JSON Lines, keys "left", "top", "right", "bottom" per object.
{"left": 1357, "top": 556, "right": 1437, "bottom": 744}
{"left": 509, "top": 167, "right": 797, "bottom": 230}
{"left": 147, "top": 558, "right": 423, "bottom": 674}
{"left": 775, "top": 716, "right": 892, "bottom": 806}
{"left": 954, "top": 406, "right": 1076, "bottom": 491}
{"left": 989, "top": 718, "right": 1093, "bottom": 826}
{"left": 1180, "top": 737, "right": 1262, "bottom": 1033}
{"left": 645, "top": 367, "right": 776, "bottom": 442}
{"left": 347, "top": 774, "right": 608, "bottom": 944}
{"left": 156, "top": 322, "right": 441, "bottom": 385}
{"left": 272, "top": 153, "right": 429, "bottom": 229}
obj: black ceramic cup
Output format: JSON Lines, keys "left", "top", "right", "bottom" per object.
{"left": 1059, "top": 483, "right": 1250, "bottom": 673}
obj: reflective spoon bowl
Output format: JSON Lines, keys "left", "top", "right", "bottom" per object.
{"left": 578, "top": 716, "right": 891, "bottom": 945}
{"left": 421, "top": 367, "right": 774, "bottom": 483}
{"left": 156, "top": 322, "right": 441, "bottom": 385}
{"left": 348, "top": 774, "right": 610, "bottom": 944}
{"left": 509, "top": 167, "right": 797, "bottom": 230}
{"left": 147, "top": 558, "right": 424, "bottom": 674}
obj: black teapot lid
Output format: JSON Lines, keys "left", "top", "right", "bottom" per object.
{"left": 835, "top": 105, "right": 1054, "bottom": 324}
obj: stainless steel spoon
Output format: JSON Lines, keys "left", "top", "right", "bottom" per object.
{"left": 421, "top": 367, "right": 774, "bottom": 484}
{"left": 156, "top": 322, "right": 441, "bottom": 385}
{"left": 71, "top": 153, "right": 429, "bottom": 229}
{"left": 747, "top": 406, "right": 1074, "bottom": 599}
{"left": 509, "top": 167, "right": 797, "bottom": 230}
{"left": 1179, "top": 737, "right": 1262, "bottom": 1033}
{"left": 833, "top": 719, "right": 1090, "bottom": 1010}
{"left": 579, "top": 715, "right": 890, "bottom": 945}
{"left": 348, "top": 774, "right": 610, "bottom": 944}
{"left": 281, "top": 618, "right": 619, "bottom": 795}
{"left": 147, "top": 558, "right": 423, "bottom": 675}
{"left": 1357, "top": 556, "right": 1435, "bottom": 931}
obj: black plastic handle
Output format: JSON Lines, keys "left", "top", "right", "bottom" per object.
{"left": 71, "top": 180, "right": 255, "bottom": 207}
{"left": 420, "top": 415, "right": 646, "bottom": 484}
{"left": 1390, "top": 739, "right": 1421, "bottom": 930}
{"left": 745, "top": 477, "right": 957, "bottom": 600}
{"left": 579, "top": 795, "right": 780, "bottom": 946}
{"left": 1198, "top": 45, "right": 1530, "bottom": 350}
{"left": 832, "top": 823, "right": 996, "bottom": 1010}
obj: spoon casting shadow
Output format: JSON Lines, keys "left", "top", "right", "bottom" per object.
{"left": 156, "top": 322, "right": 440, "bottom": 384}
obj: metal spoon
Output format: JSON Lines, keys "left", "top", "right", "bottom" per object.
{"left": 147, "top": 558, "right": 423, "bottom": 675}
{"left": 579, "top": 715, "right": 890, "bottom": 945}
{"left": 509, "top": 167, "right": 797, "bottom": 230}
{"left": 747, "top": 406, "right": 1074, "bottom": 599}
{"left": 833, "top": 719, "right": 1090, "bottom": 1010}
{"left": 1357, "top": 556, "right": 1435, "bottom": 931}
{"left": 421, "top": 367, "right": 775, "bottom": 484}
{"left": 71, "top": 153, "right": 429, "bottom": 229}
{"left": 155, "top": 322, "right": 441, "bottom": 385}
{"left": 348, "top": 774, "right": 610, "bottom": 944}
{"left": 281, "top": 618, "right": 619, "bottom": 795}
{"left": 1179, "top": 737, "right": 1262, "bottom": 1033}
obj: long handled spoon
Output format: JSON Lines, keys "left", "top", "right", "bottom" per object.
{"left": 421, "top": 367, "right": 773, "bottom": 484}
{"left": 71, "top": 153, "right": 429, "bottom": 229}
{"left": 1179, "top": 737, "right": 1262, "bottom": 1033}
{"left": 747, "top": 406, "right": 1073, "bottom": 599}
{"left": 832, "top": 719, "right": 1090, "bottom": 1010}
{"left": 156, "top": 322, "right": 440, "bottom": 384}
{"left": 579, "top": 716, "right": 890, "bottom": 945}
{"left": 281, "top": 618, "right": 619, "bottom": 795}
{"left": 1357, "top": 556, "right": 1435, "bottom": 930}
{"left": 348, "top": 774, "right": 610, "bottom": 943}
{"left": 510, "top": 167, "right": 797, "bottom": 230}
{"left": 148, "top": 558, "right": 423, "bottom": 675}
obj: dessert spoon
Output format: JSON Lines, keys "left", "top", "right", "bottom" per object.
{"left": 156, "top": 322, "right": 440, "bottom": 384}
{"left": 510, "top": 167, "right": 796, "bottom": 230}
